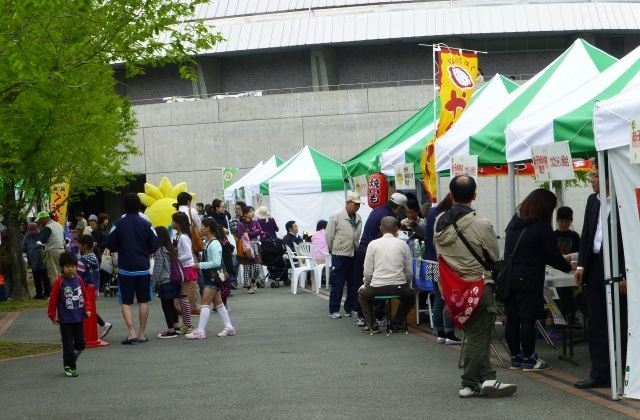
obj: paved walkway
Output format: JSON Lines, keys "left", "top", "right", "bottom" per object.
{"left": 1, "top": 286, "right": 639, "bottom": 420}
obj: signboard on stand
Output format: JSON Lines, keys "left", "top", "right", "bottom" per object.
{"left": 450, "top": 155, "right": 478, "bottom": 179}
{"left": 531, "top": 142, "right": 574, "bottom": 181}
{"left": 631, "top": 119, "right": 640, "bottom": 164}
{"left": 394, "top": 163, "right": 415, "bottom": 190}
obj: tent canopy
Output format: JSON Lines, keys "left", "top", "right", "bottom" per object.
{"left": 435, "top": 39, "right": 616, "bottom": 171}
{"left": 223, "top": 160, "right": 264, "bottom": 201}
{"left": 594, "top": 82, "right": 640, "bottom": 152}
{"left": 259, "top": 145, "right": 345, "bottom": 195}
{"left": 506, "top": 46, "right": 640, "bottom": 162}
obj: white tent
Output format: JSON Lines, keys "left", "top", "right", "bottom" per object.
{"left": 593, "top": 83, "right": 640, "bottom": 399}
{"left": 223, "top": 155, "right": 283, "bottom": 205}
{"left": 255, "top": 146, "right": 357, "bottom": 234}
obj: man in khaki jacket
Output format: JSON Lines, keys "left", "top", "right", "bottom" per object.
{"left": 325, "top": 192, "right": 362, "bottom": 319}
{"left": 434, "top": 175, "right": 517, "bottom": 399}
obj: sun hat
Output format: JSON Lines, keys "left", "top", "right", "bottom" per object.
{"left": 389, "top": 192, "right": 408, "bottom": 207}
{"left": 345, "top": 191, "right": 361, "bottom": 204}
{"left": 255, "top": 206, "right": 270, "bottom": 219}
{"left": 35, "top": 211, "right": 50, "bottom": 222}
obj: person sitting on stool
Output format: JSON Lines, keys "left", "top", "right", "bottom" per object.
{"left": 357, "top": 216, "right": 414, "bottom": 334}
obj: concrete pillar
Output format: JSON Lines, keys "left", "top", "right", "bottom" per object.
{"left": 196, "top": 57, "right": 224, "bottom": 97}
{"left": 310, "top": 47, "right": 338, "bottom": 92}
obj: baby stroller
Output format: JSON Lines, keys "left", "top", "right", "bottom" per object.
{"left": 103, "top": 271, "right": 119, "bottom": 297}
{"left": 258, "top": 237, "right": 290, "bottom": 288}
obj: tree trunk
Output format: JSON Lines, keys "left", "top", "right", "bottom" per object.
{"left": 7, "top": 219, "right": 29, "bottom": 300}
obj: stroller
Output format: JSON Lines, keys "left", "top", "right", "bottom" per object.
{"left": 258, "top": 237, "right": 290, "bottom": 288}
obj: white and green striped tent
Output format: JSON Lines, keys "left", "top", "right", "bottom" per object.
{"left": 256, "top": 145, "right": 347, "bottom": 232}
{"left": 434, "top": 39, "right": 617, "bottom": 172}
{"left": 344, "top": 75, "right": 518, "bottom": 179}
{"left": 506, "top": 45, "right": 640, "bottom": 162}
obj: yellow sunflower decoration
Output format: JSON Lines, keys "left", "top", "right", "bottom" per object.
{"left": 138, "top": 177, "right": 195, "bottom": 227}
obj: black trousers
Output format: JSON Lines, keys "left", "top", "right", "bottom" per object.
{"left": 584, "top": 253, "right": 628, "bottom": 383}
{"left": 33, "top": 269, "right": 51, "bottom": 297}
{"left": 59, "top": 322, "right": 85, "bottom": 368}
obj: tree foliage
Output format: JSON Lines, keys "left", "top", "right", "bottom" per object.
{"left": 0, "top": 0, "right": 222, "bottom": 298}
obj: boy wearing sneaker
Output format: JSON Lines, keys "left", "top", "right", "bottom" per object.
{"left": 47, "top": 252, "right": 93, "bottom": 377}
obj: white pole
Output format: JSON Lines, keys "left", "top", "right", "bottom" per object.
{"left": 508, "top": 163, "right": 516, "bottom": 216}
{"left": 495, "top": 176, "right": 502, "bottom": 237}
{"left": 433, "top": 44, "right": 439, "bottom": 124}
{"left": 598, "top": 150, "right": 620, "bottom": 400}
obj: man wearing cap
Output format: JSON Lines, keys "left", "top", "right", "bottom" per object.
{"left": 352, "top": 192, "right": 408, "bottom": 326}
{"left": 325, "top": 192, "right": 363, "bottom": 319}
{"left": 35, "top": 211, "right": 65, "bottom": 284}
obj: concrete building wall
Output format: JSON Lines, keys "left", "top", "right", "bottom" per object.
{"left": 131, "top": 84, "right": 432, "bottom": 198}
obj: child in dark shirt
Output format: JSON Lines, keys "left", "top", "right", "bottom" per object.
{"left": 47, "top": 252, "right": 92, "bottom": 377}
{"left": 552, "top": 206, "right": 581, "bottom": 332}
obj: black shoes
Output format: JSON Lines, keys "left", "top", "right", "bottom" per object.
{"left": 574, "top": 378, "right": 611, "bottom": 389}
{"left": 389, "top": 322, "right": 407, "bottom": 333}
{"left": 361, "top": 325, "right": 380, "bottom": 334}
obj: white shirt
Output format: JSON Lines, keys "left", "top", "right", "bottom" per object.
{"left": 178, "top": 205, "right": 202, "bottom": 231}
{"left": 593, "top": 194, "right": 611, "bottom": 253}
{"left": 363, "top": 233, "right": 413, "bottom": 287}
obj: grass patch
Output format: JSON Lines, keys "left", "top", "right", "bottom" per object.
{"left": 0, "top": 299, "right": 48, "bottom": 312}
{"left": 0, "top": 341, "right": 59, "bottom": 360}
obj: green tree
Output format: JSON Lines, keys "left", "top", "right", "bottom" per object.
{"left": 0, "top": 0, "right": 222, "bottom": 299}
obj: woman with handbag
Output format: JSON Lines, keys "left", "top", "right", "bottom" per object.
{"left": 504, "top": 189, "right": 571, "bottom": 372}
{"left": 236, "top": 206, "right": 264, "bottom": 294}
{"left": 187, "top": 218, "right": 236, "bottom": 339}
{"left": 171, "top": 212, "right": 198, "bottom": 333}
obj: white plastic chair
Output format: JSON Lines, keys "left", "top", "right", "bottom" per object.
{"left": 294, "top": 243, "right": 324, "bottom": 293}
{"left": 285, "top": 246, "right": 315, "bottom": 294}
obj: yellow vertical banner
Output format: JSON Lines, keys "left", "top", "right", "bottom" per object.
{"left": 50, "top": 176, "right": 70, "bottom": 228}
{"left": 422, "top": 49, "right": 478, "bottom": 201}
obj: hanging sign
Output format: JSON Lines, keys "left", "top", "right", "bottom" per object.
{"left": 631, "top": 120, "right": 640, "bottom": 164}
{"left": 394, "top": 163, "right": 415, "bottom": 190}
{"left": 450, "top": 155, "right": 478, "bottom": 179}
{"left": 531, "top": 142, "right": 574, "bottom": 181}
{"left": 351, "top": 175, "right": 368, "bottom": 198}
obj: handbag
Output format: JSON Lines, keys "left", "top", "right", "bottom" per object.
{"left": 235, "top": 236, "right": 246, "bottom": 258}
{"left": 99, "top": 250, "right": 114, "bottom": 274}
{"left": 437, "top": 256, "right": 484, "bottom": 329}
{"left": 492, "top": 229, "right": 527, "bottom": 302}
{"left": 186, "top": 207, "right": 204, "bottom": 253}
{"left": 242, "top": 233, "right": 254, "bottom": 259}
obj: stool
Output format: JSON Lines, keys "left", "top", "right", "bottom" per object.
{"left": 373, "top": 295, "right": 407, "bottom": 336}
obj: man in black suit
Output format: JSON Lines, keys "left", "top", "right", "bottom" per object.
{"left": 574, "top": 157, "right": 627, "bottom": 389}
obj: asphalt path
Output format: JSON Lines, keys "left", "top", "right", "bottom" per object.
{"left": 0, "top": 286, "right": 637, "bottom": 420}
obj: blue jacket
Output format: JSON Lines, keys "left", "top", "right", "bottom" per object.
{"left": 106, "top": 213, "right": 160, "bottom": 276}
{"left": 358, "top": 204, "right": 396, "bottom": 249}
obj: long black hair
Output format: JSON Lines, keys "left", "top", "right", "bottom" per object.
{"left": 172, "top": 212, "right": 191, "bottom": 237}
{"left": 202, "top": 217, "right": 224, "bottom": 241}
{"left": 155, "top": 226, "right": 177, "bottom": 258}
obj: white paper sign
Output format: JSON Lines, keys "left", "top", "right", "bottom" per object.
{"left": 531, "top": 142, "right": 574, "bottom": 181}
{"left": 394, "top": 163, "right": 415, "bottom": 189}
{"left": 630, "top": 119, "right": 640, "bottom": 164}
{"left": 351, "top": 175, "right": 368, "bottom": 197}
{"left": 450, "top": 155, "right": 478, "bottom": 179}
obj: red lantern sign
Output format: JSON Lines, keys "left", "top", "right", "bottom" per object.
{"left": 367, "top": 173, "right": 388, "bottom": 208}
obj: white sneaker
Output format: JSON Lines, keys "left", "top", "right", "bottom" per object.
{"left": 329, "top": 312, "right": 342, "bottom": 319}
{"left": 247, "top": 288, "right": 256, "bottom": 294}
{"left": 459, "top": 386, "right": 483, "bottom": 398}
{"left": 217, "top": 327, "right": 236, "bottom": 337}
{"left": 480, "top": 380, "right": 517, "bottom": 397}
{"left": 185, "top": 330, "right": 206, "bottom": 340}
{"left": 356, "top": 317, "right": 365, "bottom": 327}
{"left": 99, "top": 323, "right": 112, "bottom": 339}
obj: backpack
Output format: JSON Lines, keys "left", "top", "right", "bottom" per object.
{"left": 169, "top": 254, "right": 184, "bottom": 285}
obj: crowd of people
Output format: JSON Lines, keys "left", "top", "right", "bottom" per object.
{"left": 7, "top": 158, "right": 628, "bottom": 392}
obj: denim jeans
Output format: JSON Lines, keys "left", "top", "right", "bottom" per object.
{"left": 432, "top": 281, "right": 454, "bottom": 332}
{"left": 328, "top": 255, "right": 356, "bottom": 314}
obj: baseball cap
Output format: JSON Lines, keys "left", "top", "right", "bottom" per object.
{"left": 35, "top": 211, "right": 50, "bottom": 222}
{"left": 88, "top": 214, "right": 98, "bottom": 222}
{"left": 345, "top": 191, "right": 361, "bottom": 204}
{"left": 389, "top": 192, "right": 408, "bottom": 207}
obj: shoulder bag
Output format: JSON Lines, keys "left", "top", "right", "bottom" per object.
{"left": 186, "top": 207, "right": 204, "bottom": 253}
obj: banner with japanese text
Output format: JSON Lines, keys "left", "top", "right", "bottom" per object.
{"left": 422, "top": 48, "right": 478, "bottom": 201}
{"left": 50, "top": 176, "right": 70, "bottom": 227}
{"left": 531, "top": 142, "right": 574, "bottom": 181}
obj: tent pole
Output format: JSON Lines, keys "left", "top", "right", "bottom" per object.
{"left": 608, "top": 155, "right": 624, "bottom": 399}
{"left": 598, "top": 150, "right": 621, "bottom": 400}
{"left": 495, "top": 176, "right": 502, "bottom": 238}
{"left": 508, "top": 163, "right": 516, "bottom": 216}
